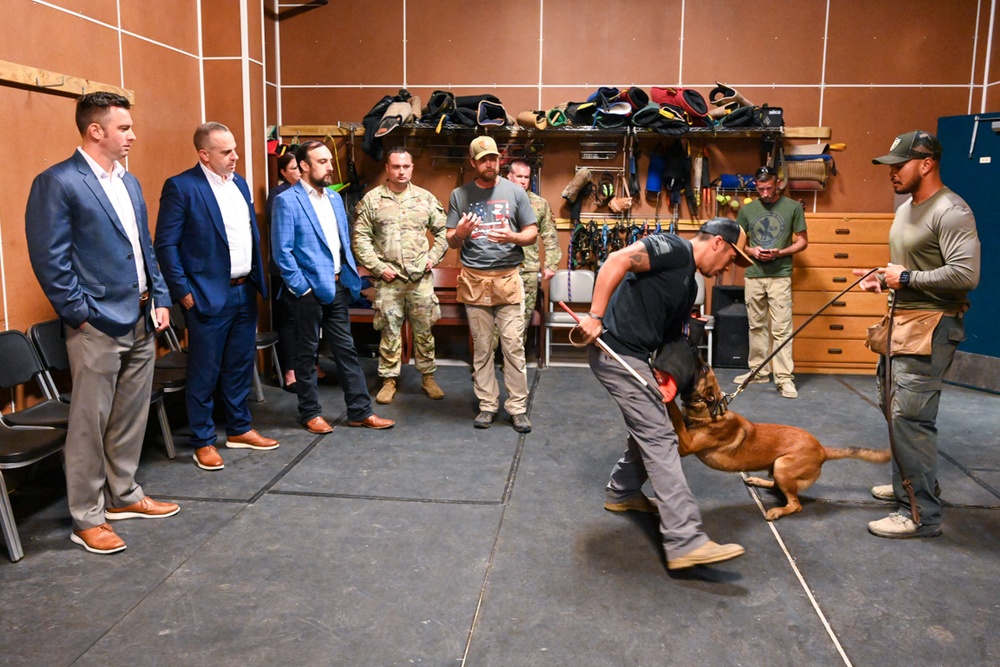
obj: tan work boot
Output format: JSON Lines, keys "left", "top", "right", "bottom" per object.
{"left": 421, "top": 373, "right": 444, "bottom": 400}
{"left": 376, "top": 378, "right": 397, "bottom": 404}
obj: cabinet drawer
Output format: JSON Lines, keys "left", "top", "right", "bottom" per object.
{"left": 795, "top": 243, "right": 889, "bottom": 269}
{"left": 793, "top": 338, "right": 877, "bottom": 364}
{"left": 805, "top": 216, "right": 892, "bottom": 243}
{"left": 792, "top": 290, "right": 887, "bottom": 316}
{"left": 792, "top": 267, "right": 872, "bottom": 291}
{"left": 792, "top": 314, "right": 876, "bottom": 339}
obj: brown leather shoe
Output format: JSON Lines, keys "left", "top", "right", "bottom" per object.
{"left": 347, "top": 414, "right": 395, "bottom": 429}
{"left": 70, "top": 523, "right": 126, "bottom": 554}
{"left": 226, "top": 429, "right": 279, "bottom": 450}
{"left": 106, "top": 496, "right": 180, "bottom": 521}
{"left": 304, "top": 416, "right": 334, "bottom": 434}
{"left": 194, "top": 445, "right": 225, "bottom": 471}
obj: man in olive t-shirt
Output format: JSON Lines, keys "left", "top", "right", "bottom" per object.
{"left": 735, "top": 166, "right": 808, "bottom": 398}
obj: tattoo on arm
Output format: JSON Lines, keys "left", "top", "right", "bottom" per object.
{"left": 626, "top": 247, "right": 650, "bottom": 272}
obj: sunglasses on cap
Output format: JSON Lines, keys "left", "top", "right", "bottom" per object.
{"left": 755, "top": 166, "right": 777, "bottom": 180}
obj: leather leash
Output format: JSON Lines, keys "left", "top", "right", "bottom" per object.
{"left": 724, "top": 268, "right": 879, "bottom": 413}
{"left": 558, "top": 302, "right": 665, "bottom": 403}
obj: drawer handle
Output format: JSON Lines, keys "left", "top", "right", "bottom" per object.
{"left": 832, "top": 277, "right": 847, "bottom": 283}
{"left": 832, "top": 300, "right": 846, "bottom": 307}
{"left": 828, "top": 348, "right": 843, "bottom": 355}
{"left": 829, "top": 324, "right": 844, "bottom": 330}
{"left": 835, "top": 228, "right": 851, "bottom": 235}
{"left": 834, "top": 252, "right": 849, "bottom": 259}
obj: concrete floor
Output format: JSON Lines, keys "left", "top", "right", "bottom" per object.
{"left": 1, "top": 361, "right": 998, "bottom": 666}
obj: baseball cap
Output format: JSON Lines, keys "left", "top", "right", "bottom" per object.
{"left": 469, "top": 135, "right": 500, "bottom": 160}
{"left": 872, "top": 130, "right": 942, "bottom": 165}
{"left": 699, "top": 217, "right": 753, "bottom": 267}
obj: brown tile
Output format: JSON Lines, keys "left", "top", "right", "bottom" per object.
{"left": 278, "top": 2, "right": 402, "bottom": 85}
{"left": 39, "top": 0, "right": 118, "bottom": 26}
{"left": 825, "top": 1, "right": 978, "bottom": 84}
{"left": 542, "top": 1, "right": 680, "bottom": 85}
{"left": 682, "top": 0, "right": 826, "bottom": 85}
{"left": 121, "top": 0, "right": 199, "bottom": 55}
{"left": 204, "top": 59, "right": 246, "bottom": 139}
{"left": 202, "top": 0, "right": 242, "bottom": 57}
{"left": 407, "top": 0, "right": 538, "bottom": 86}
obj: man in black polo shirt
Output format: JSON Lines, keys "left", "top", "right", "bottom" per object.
{"left": 577, "top": 218, "right": 753, "bottom": 570}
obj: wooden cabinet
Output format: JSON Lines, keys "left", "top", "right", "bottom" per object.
{"left": 792, "top": 214, "right": 892, "bottom": 374}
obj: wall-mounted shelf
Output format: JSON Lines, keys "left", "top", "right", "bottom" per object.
{"left": 0, "top": 59, "right": 135, "bottom": 103}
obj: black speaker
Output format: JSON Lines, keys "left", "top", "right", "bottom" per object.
{"left": 713, "top": 294, "right": 750, "bottom": 368}
{"left": 711, "top": 285, "right": 745, "bottom": 314}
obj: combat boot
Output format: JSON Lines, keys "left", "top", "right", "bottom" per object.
{"left": 421, "top": 373, "right": 444, "bottom": 400}
{"left": 376, "top": 378, "right": 396, "bottom": 404}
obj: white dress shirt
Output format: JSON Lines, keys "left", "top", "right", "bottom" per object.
{"left": 301, "top": 179, "right": 342, "bottom": 276}
{"left": 199, "top": 163, "right": 253, "bottom": 280}
{"left": 78, "top": 148, "right": 147, "bottom": 293}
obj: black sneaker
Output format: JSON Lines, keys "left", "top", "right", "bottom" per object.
{"left": 474, "top": 411, "right": 497, "bottom": 429}
{"left": 511, "top": 413, "right": 532, "bottom": 433}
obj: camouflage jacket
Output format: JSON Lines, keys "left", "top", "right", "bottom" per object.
{"left": 523, "top": 191, "right": 561, "bottom": 272}
{"left": 353, "top": 183, "right": 448, "bottom": 282}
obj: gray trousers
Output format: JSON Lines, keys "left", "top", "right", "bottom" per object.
{"left": 876, "top": 314, "right": 963, "bottom": 527}
{"left": 589, "top": 345, "right": 707, "bottom": 559}
{"left": 64, "top": 317, "right": 155, "bottom": 530}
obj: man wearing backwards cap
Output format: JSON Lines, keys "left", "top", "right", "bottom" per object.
{"left": 576, "top": 219, "right": 752, "bottom": 570}
{"left": 735, "top": 165, "right": 809, "bottom": 399}
{"left": 855, "top": 130, "right": 980, "bottom": 539}
{"left": 446, "top": 136, "right": 537, "bottom": 432}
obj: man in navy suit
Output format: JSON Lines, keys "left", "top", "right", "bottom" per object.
{"left": 155, "top": 122, "right": 279, "bottom": 471}
{"left": 26, "top": 92, "right": 180, "bottom": 555}
{"left": 272, "top": 140, "right": 395, "bottom": 434}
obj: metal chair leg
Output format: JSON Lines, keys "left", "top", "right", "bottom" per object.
{"left": 0, "top": 471, "right": 25, "bottom": 562}
{"left": 153, "top": 398, "right": 176, "bottom": 459}
{"left": 251, "top": 364, "right": 265, "bottom": 402}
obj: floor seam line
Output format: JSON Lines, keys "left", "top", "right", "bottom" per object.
{"left": 742, "top": 473, "right": 854, "bottom": 667}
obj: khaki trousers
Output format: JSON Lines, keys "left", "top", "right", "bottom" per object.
{"left": 466, "top": 302, "right": 529, "bottom": 414}
{"left": 744, "top": 276, "right": 794, "bottom": 382}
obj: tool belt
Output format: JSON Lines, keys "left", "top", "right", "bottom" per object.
{"left": 866, "top": 309, "right": 962, "bottom": 357}
{"left": 456, "top": 266, "right": 522, "bottom": 306}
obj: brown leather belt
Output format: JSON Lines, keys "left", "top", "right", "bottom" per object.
{"left": 231, "top": 276, "right": 248, "bottom": 286}
{"left": 138, "top": 291, "right": 150, "bottom": 310}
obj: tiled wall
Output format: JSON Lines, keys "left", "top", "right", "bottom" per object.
{"left": 268, "top": 0, "right": 999, "bottom": 217}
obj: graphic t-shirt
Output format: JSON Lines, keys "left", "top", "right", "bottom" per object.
{"left": 446, "top": 178, "right": 536, "bottom": 270}
{"left": 737, "top": 196, "right": 807, "bottom": 278}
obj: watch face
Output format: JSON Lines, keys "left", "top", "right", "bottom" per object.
{"left": 900, "top": 271, "right": 910, "bottom": 286}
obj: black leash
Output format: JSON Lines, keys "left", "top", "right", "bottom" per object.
{"left": 722, "top": 268, "right": 879, "bottom": 413}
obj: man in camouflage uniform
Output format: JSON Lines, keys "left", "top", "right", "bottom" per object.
{"left": 354, "top": 147, "right": 448, "bottom": 403}
{"left": 498, "top": 158, "right": 562, "bottom": 347}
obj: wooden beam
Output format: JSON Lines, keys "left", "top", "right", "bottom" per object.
{"left": 0, "top": 59, "right": 135, "bottom": 103}
{"left": 784, "top": 126, "right": 832, "bottom": 139}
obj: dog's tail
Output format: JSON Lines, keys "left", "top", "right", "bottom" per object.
{"left": 822, "top": 446, "right": 892, "bottom": 464}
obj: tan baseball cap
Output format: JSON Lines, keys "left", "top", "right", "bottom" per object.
{"left": 469, "top": 135, "right": 500, "bottom": 160}
{"left": 699, "top": 217, "right": 753, "bottom": 267}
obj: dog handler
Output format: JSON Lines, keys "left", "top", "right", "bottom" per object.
{"left": 577, "top": 218, "right": 753, "bottom": 570}
{"left": 857, "top": 130, "right": 980, "bottom": 539}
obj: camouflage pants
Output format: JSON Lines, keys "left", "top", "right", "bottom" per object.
{"left": 492, "top": 269, "right": 538, "bottom": 350}
{"left": 372, "top": 273, "right": 440, "bottom": 378}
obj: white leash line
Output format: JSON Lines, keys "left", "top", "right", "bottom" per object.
{"left": 740, "top": 473, "right": 854, "bottom": 667}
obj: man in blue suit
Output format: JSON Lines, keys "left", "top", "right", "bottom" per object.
{"left": 155, "top": 122, "right": 279, "bottom": 471}
{"left": 26, "top": 92, "right": 180, "bottom": 555}
{"left": 272, "top": 140, "right": 395, "bottom": 434}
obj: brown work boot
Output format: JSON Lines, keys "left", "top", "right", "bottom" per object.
{"left": 376, "top": 378, "right": 397, "bottom": 404}
{"left": 421, "top": 373, "right": 444, "bottom": 400}
{"left": 71, "top": 523, "right": 126, "bottom": 554}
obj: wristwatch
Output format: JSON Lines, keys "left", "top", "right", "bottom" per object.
{"left": 899, "top": 270, "right": 911, "bottom": 287}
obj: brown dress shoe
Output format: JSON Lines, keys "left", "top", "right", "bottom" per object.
{"left": 226, "top": 429, "right": 279, "bottom": 450}
{"left": 70, "top": 523, "right": 126, "bottom": 554}
{"left": 194, "top": 445, "right": 225, "bottom": 471}
{"left": 304, "top": 416, "right": 334, "bottom": 434}
{"left": 106, "top": 496, "right": 180, "bottom": 521}
{"left": 347, "top": 414, "right": 395, "bottom": 429}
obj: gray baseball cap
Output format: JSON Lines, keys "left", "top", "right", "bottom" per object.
{"left": 872, "top": 130, "right": 942, "bottom": 165}
{"left": 699, "top": 217, "right": 753, "bottom": 267}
